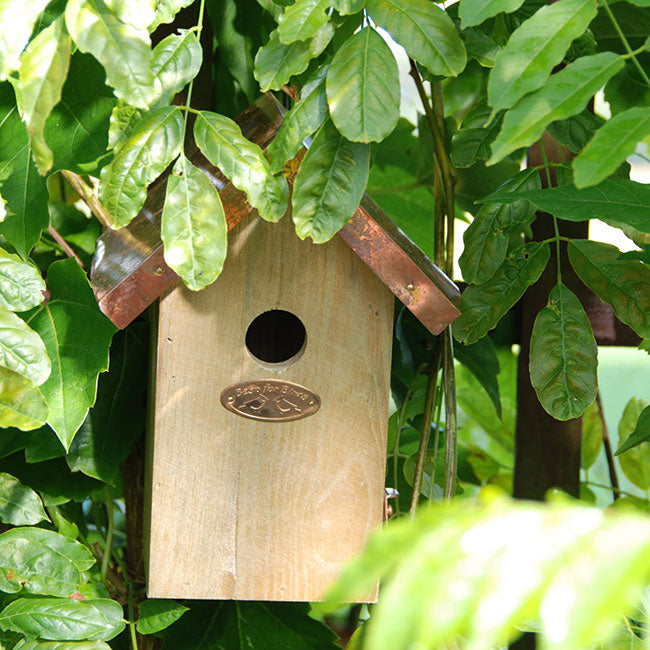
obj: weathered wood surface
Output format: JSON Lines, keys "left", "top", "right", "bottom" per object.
{"left": 146, "top": 213, "right": 394, "bottom": 601}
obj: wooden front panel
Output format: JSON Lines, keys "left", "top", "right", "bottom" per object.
{"left": 147, "top": 214, "right": 394, "bottom": 601}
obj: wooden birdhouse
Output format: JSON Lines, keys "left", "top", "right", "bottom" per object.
{"left": 90, "top": 95, "right": 460, "bottom": 602}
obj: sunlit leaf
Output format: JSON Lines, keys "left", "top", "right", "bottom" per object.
{"left": 24, "top": 260, "right": 117, "bottom": 450}
{"left": 367, "top": 0, "right": 466, "bottom": 77}
{"left": 459, "top": 0, "right": 525, "bottom": 28}
{"left": 616, "top": 404, "right": 650, "bottom": 456}
{"left": 15, "top": 17, "right": 71, "bottom": 174}
{"left": 99, "top": 106, "right": 184, "bottom": 229}
{"left": 14, "top": 640, "right": 112, "bottom": 650}
{"left": 150, "top": 0, "right": 196, "bottom": 31}
{"left": 573, "top": 107, "right": 650, "bottom": 188}
{"left": 0, "top": 472, "right": 47, "bottom": 526}
{"left": 0, "top": 597, "right": 125, "bottom": 642}
{"left": 292, "top": 118, "right": 369, "bottom": 243}
{"left": 489, "top": 53, "right": 624, "bottom": 164}
{"left": 104, "top": 0, "right": 156, "bottom": 31}
{"left": 488, "top": 0, "right": 597, "bottom": 114}
{"left": 568, "top": 239, "right": 650, "bottom": 338}
{"left": 530, "top": 282, "right": 597, "bottom": 421}
{"left": 326, "top": 27, "right": 400, "bottom": 143}
{"left": 136, "top": 600, "right": 188, "bottom": 635}
{"left": 0, "top": 248, "right": 45, "bottom": 312}
{"left": 65, "top": 0, "right": 155, "bottom": 108}
{"left": 254, "top": 24, "right": 334, "bottom": 92}
{"left": 161, "top": 155, "right": 228, "bottom": 291}
{"left": 331, "top": 0, "right": 365, "bottom": 14}
{"left": 194, "top": 110, "right": 288, "bottom": 223}
{"left": 617, "top": 398, "right": 650, "bottom": 490}
{"left": 0, "top": 527, "right": 94, "bottom": 596}
{"left": 454, "top": 242, "right": 550, "bottom": 344}
{"left": 278, "top": 0, "right": 329, "bottom": 44}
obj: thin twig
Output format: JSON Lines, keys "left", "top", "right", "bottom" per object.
{"left": 442, "top": 327, "right": 458, "bottom": 499}
{"left": 596, "top": 392, "right": 621, "bottom": 501}
{"left": 281, "top": 85, "right": 298, "bottom": 101}
{"left": 101, "top": 494, "right": 115, "bottom": 582}
{"left": 48, "top": 225, "right": 85, "bottom": 269}
{"left": 62, "top": 171, "right": 112, "bottom": 228}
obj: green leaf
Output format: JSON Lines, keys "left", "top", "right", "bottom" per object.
{"left": 462, "top": 28, "right": 501, "bottom": 68}
{"left": 45, "top": 52, "right": 117, "bottom": 176}
{"left": 104, "top": 0, "right": 156, "bottom": 30}
{"left": 454, "top": 242, "right": 550, "bottom": 345}
{"left": 0, "top": 598, "right": 125, "bottom": 642}
{"left": 14, "top": 17, "right": 71, "bottom": 175}
{"left": 292, "top": 119, "right": 369, "bottom": 243}
{"left": 107, "top": 103, "right": 143, "bottom": 150}
{"left": 459, "top": 0, "right": 525, "bottom": 28}
{"left": 267, "top": 73, "right": 328, "bottom": 174}
{"left": 454, "top": 337, "right": 502, "bottom": 417}
{"left": 161, "top": 155, "right": 228, "bottom": 291}
{"left": 0, "top": 368, "right": 47, "bottom": 431}
{"left": 0, "top": 84, "right": 49, "bottom": 259}
{"left": 194, "top": 110, "right": 288, "bottom": 223}
{"left": 617, "top": 398, "right": 650, "bottom": 490}
{"left": 573, "top": 107, "right": 650, "bottom": 188}
{"left": 150, "top": 0, "right": 196, "bottom": 31}
{"left": 24, "top": 260, "right": 116, "bottom": 450}
{"left": 159, "top": 601, "right": 339, "bottom": 649}
{"left": 331, "top": 0, "right": 365, "bottom": 14}
{"left": 0, "top": 308, "right": 50, "bottom": 387}
{"left": 151, "top": 29, "right": 202, "bottom": 106}
{"left": 581, "top": 400, "right": 603, "bottom": 470}
{"left": 488, "top": 52, "right": 624, "bottom": 165}
{"left": 14, "top": 641, "right": 112, "bottom": 650}
{"left": 0, "top": 0, "right": 50, "bottom": 81}
{"left": 99, "top": 106, "right": 183, "bottom": 229}
{"left": 278, "top": 0, "right": 329, "bottom": 44}
{"left": 254, "top": 24, "right": 334, "bottom": 92}
{"left": 65, "top": 0, "right": 155, "bottom": 108}
{"left": 66, "top": 325, "right": 147, "bottom": 484}
{"left": 326, "top": 27, "right": 400, "bottom": 143}
{"left": 0, "top": 248, "right": 45, "bottom": 312}
{"left": 0, "top": 472, "right": 48, "bottom": 525}
{"left": 367, "top": 0, "right": 466, "bottom": 77}
{"left": 546, "top": 109, "right": 604, "bottom": 154}
{"left": 136, "top": 600, "right": 188, "bottom": 635}
{"left": 488, "top": 0, "right": 597, "bottom": 114}
{"left": 529, "top": 282, "right": 597, "bottom": 421}
{"left": 450, "top": 102, "right": 503, "bottom": 168}
{"left": 568, "top": 239, "right": 650, "bottom": 339}
{"left": 459, "top": 169, "right": 540, "bottom": 284}
{"left": 0, "top": 527, "right": 94, "bottom": 596}
{"left": 616, "top": 404, "right": 650, "bottom": 456}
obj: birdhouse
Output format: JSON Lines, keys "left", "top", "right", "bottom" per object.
{"left": 90, "top": 95, "right": 460, "bottom": 602}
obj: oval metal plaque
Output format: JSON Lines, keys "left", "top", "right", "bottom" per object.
{"left": 220, "top": 379, "right": 321, "bottom": 422}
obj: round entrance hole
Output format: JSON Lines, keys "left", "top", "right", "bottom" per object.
{"left": 245, "top": 310, "right": 307, "bottom": 366}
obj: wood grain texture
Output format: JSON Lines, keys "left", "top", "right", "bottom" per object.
{"left": 147, "top": 214, "right": 394, "bottom": 601}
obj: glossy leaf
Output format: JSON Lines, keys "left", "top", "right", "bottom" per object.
{"left": 151, "top": 29, "right": 202, "bottom": 106}
{"left": 99, "top": 106, "right": 184, "bottom": 229}
{"left": 0, "top": 367, "right": 47, "bottom": 431}
{"left": 331, "top": 0, "right": 365, "bottom": 14}
{"left": 278, "top": 0, "right": 329, "bottom": 44}
{"left": 14, "top": 641, "right": 112, "bottom": 650}
{"left": 150, "top": 0, "right": 196, "bottom": 31}
{"left": 66, "top": 325, "right": 147, "bottom": 484}
{"left": 0, "top": 308, "right": 50, "bottom": 386}
{"left": 454, "top": 242, "right": 550, "bottom": 344}
{"left": 547, "top": 109, "right": 604, "bottom": 154}
{"left": 459, "top": 169, "right": 540, "bottom": 284}
{"left": 267, "top": 73, "right": 328, "bottom": 173}
{"left": 15, "top": 17, "right": 71, "bottom": 174}
{"left": 568, "top": 239, "right": 650, "bottom": 338}
{"left": 104, "top": 0, "right": 156, "bottom": 30}
{"left": 459, "top": 0, "right": 525, "bottom": 28}
{"left": 65, "top": 0, "right": 155, "bottom": 108}
{"left": 161, "top": 155, "right": 228, "bottom": 291}
{"left": 0, "top": 598, "right": 125, "bottom": 642}
{"left": 529, "top": 283, "right": 597, "bottom": 421}
{"left": 366, "top": 0, "right": 466, "bottom": 77}
{"left": 573, "top": 107, "right": 650, "bottom": 188}
{"left": 327, "top": 27, "right": 400, "bottom": 143}
{"left": 254, "top": 24, "right": 334, "bottom": 92}
{"left": 0, "top": 472, "right": 48, "bottom": 525}
{"left": 616, "top": 404, "right": 650, "bottom": 455}
{"left": 0, "top": 248, "right": 45, "bottom": 312}
{"left": 0, "top": 0, "right": 50, "bottom": 81}
{"left": 488, "top": 0, "right": 597, "bottom": 114}
{"left": 292, "top": 119, "right": 370, "bottom": 243}
{"left": 0, "top": 84, "right": 49, "bottom": 259}
{"left": 489, "top": 53, "right": 624, "bottom": 164}
{"left": 0, "top": 527, "right": 94, "bottom": 596}
{"left": 450, "top": 102, "right": 503, "bottom": 168}
{"left": 136, "top": 600, "right": 188, "bottom": 635}
{"left": 107, "top": 103, "right": 143, "bottom": 150}
{"left": 463, "top": 28, "right": 501, "bottom": 68}
{"left": 617, "top": 398, "right": 650, "bottom": 490}
{"left": 24, "top": 260, "right": 116, "bottom": 450}
{"left": 194, "top": 110, "right": 288, "bottom": 223}
{"left": 581, "top": 400, "right": 603, "bottom": 470}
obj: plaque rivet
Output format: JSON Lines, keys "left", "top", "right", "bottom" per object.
{"left": 407, "top": 283, "right": 414, "bottom": 291}
{"left": 227, "top": 396, "right": 234, "bottom": 403}
{"left": 154, "top": 267, "right": 164, "bottom": 276}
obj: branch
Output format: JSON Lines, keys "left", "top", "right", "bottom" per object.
{"left": 48, "top": 225, "right": 85, "bottom": 269}
{"left": 596, "top": 391, "right": 620, "bottom": 501}
{"left": 62, "top": 171, "right": 112, "bottom": 228}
